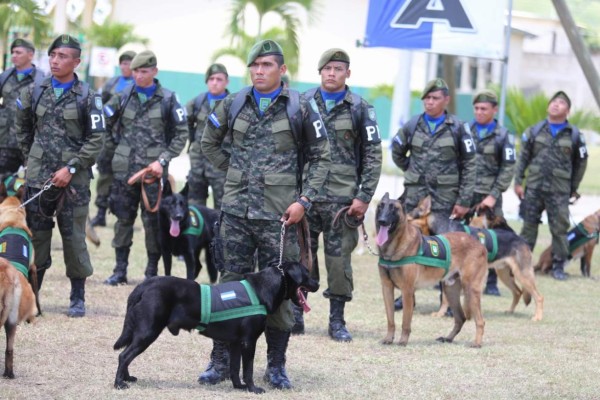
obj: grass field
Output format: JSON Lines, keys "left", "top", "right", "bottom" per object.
{"left": 2, "top": 208, "right": 600, "bottom": 399}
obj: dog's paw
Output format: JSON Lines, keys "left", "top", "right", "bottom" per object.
{"left": 397, "top": 340, "right": 408, "bottom": 347}
{"left": 436, "top": 336, "right": 453, "bottom": 343}
{"left": 248, "top": 386, "right": 265, "bottom": 394}
{"left": 469, "top": 343, "right": 482, "bottom": 349}
{"left": 124, "top": 375, "right": 137, "bottom": 382}
{"left": 3, "top": 370, "right": 15, "bottom": 379}
{"left": 380, "top": 337, "right": 394, "bottom": 345}
{"left": 114, "top": 381, "right": 130, "bottom": 390}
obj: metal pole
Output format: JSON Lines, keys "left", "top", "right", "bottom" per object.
{"left": 498, "top": 0, "right": 513, "bottom": 127}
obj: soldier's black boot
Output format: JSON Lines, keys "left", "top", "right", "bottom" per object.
{"left": 551, "top": 257, "right": 568, "bottom": 281}
{"left": 394, "top": 295, "right": 403, "bottom": 311}
{"left": 67, "top": 278, "right": 86, "bottom": 318}
{"left": 104, "top": 247, "right": 129, "bottom": 285}
{"left": 484, "top": 268, "right": 501, "bottom": 296}
{"left": 198, "top": 340, "right": 230, "bottom": 385}
{"left": 263, "top": 327, "right": 292, "bottom": 389}
{"left": 291, "top": 304, "right": 305, "bottom": 335}
{"left": 328, "top": 299, "right": 352, "bottom": 342}
{"left": 144, "top": 253, "right": 161, "bottom": 279}
{"left": 90, "top": 207, "right": 107, "bottom": 227}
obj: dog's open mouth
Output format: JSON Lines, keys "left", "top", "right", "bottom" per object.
{"left": 297, "top": 287, "right": 311, "bottom": 313}
{"left": 376, "top": 225, "right": 389, "bottom": 246}
{"left": 170, "top": 219, "right": 181, "bottom": 237}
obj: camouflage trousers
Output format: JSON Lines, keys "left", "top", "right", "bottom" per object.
{"left": 0, "top": 147, "right": 24, "bottom": 180}
{"left": 471, "top": 192, "right": 504, "bottom": 217}
{"left": 25, "top": 185, "right": 93, "bottom": 279}
{"left": 109, "top": 178, "right": 161, "bottom": 258}
{"left": 219, "top": 212, "right": 299, "bottom": 331}
{"left": 305, "top": 202, "right": 358, "bottom": 302}
{"left": 519, "top": 188, "right": 570, "bottom": 259}
{"left": 94, "top": 148, "right": 114, "bottom": 209}
{"left": 187, "top": 152, "right": 226, "bottom": 209}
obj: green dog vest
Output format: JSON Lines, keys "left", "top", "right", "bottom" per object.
{"left": 196, "top": 280, "right": 267, "bottom": 332}
{"left": 379, "top": 235, "right": 451, "bottom": 272}
{"left": 0, "top": 227, "right": 32, "bottom": 278}
{"left": 183, "top": 205, "right": 205, "bottom": 236}
{"left": 462, "top": 226, "right": 498, "bottom": 262}
{"left": 567, "top": 223, "right": 599, "bottom": 254}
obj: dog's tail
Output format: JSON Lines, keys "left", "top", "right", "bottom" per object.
{"left": 113, "top": 283, "right": 146, "bottom": 350}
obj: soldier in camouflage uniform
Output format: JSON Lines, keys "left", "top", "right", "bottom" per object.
{"left": 0, "top": 39, "right": 45, "bottom": 181}
{"left": 514, "top": 91, "right": 587, "bottom": 281}
{"left": 102, "top": 50, "right": 188, "bottom": 286}
{"left": 297, "top": 48, "right": 381, "bottom": 342}
{"left": 15, "top": 34, "right": 105, "bottom": 318}
{"left": 200, "top": 40, "right": 331, "bottom": 390}
{"left": 90, "top": 50, "right": 136, "bottom": 227}
{"left": 470, "top": 90, "right": 516, "bottom": 295}
{"left": 391, "top": 78, "right": 477, "bottom": 310}
{"left": 185, "top": 63, "right": 229, "bottom": 208}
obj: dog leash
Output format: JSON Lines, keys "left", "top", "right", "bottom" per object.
{"left": 127, "top": 167, "right": 163, "bottom": 212}
{"left": 19, "top": 179, "right": 54, "bottom": 209}
{"left": 333, "top": 205, "right": 379, "bottom": 256}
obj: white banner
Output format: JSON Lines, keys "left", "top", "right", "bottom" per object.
{"left": 89, "top": 47, "right": 117, "bottom": 78}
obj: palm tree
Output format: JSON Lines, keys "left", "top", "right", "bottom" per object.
{"left": 214, "top": 0, "right": 318, "bottom": 77}
{"left": 85, "top": 20, "right": 148, "bottom": 49}
{"left": 0, "top": 0, "right": 50, "bottom": 68}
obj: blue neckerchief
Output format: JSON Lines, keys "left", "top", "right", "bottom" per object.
{"left": 135, "top": 84, "right": 156, "bottom": 103}
{"left": 253, "top": 86, "right": 282, "bottom": 115}
{"left": 115, "top": 76, "right": 134, "bottom": 93}
{"left": 208, "top": 92, "right": 227, "bottom": 109}
{"left": 16, "top": 67, "right": 33, "bottom": 81}
{"left": 423, "top": 113, "right": 446, "bottom": 134}
{"left": 474, "top": 121, "right": 497, "bottom": 139}
{"left": 51, "top": 77, "right": 75, "bottom": 99}
{"left": 320, "top": 88, "right": 346, "bottom": 113}
{"left": 548, "top": 121, "right": 568, "bottom": 137}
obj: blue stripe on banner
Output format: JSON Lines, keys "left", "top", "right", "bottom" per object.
{"left": 209, "top": 112, "right": 221, "bottom": 128}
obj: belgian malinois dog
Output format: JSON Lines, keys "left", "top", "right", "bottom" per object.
{"left": 376, "top": 193, "right": 487, "bottom": 348}
{"left": 409, "top": 196, "right": 544, "bottom": 321}
{"left": 534, "top": 209, "right": 600, "bottom": 277}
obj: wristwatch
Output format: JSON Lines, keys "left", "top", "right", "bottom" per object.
{"left": 67, "top": 164, "right": 77, "bottom": 174}
{"left": 296, "top": 197, "right": 312, "bottom": 211}
{"left": 158, "top": 158, "right": 168, "bottom": 167}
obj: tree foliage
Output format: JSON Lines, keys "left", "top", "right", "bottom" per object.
{"left": 85, "top": 20, "right": 148, "bottom": 49}
{"left": 0, "top": 0, "right": 50, "bottom": 47}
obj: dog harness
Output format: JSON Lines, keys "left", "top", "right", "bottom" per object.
{"left": 196, "top": 280, "right": 267, "bottom": 332}
{"left": 183, "top": 205, "right": 205, "bottom": 236}
{"left": 567, "top": 223, "right": 600, "bottom": 254}
{"left": 379, "top": 235, "right": 451, "bottom": 272}
{"left": 462, "top": 226, "right": 498, "bottom": 262}
{"left": 0, "top": 227, "right": 33, "bottom": 278}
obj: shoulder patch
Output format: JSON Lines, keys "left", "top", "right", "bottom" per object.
{"left": 309, "top": 97, "right": 319, "bottom": 113}
{"left": 368, "top": 107, "right": 376, "bottom": 121}
{"left": 95, "top": 96, "right": 103, "bottom": 110}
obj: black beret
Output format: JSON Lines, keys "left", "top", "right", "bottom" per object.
{"left": 48, "top": 34, "right": 81, "bottom": 55}
{"left": 119, "top": 51, "right": 136, "bottom": 63}
{"left": 421, "top": 78, "right": 449, "bottom": 99}
{"left": 549, "top": 91, "right": 571, "bottom": 108}
{"left": 11, "top": 38, "right": 35, "bottom": 53}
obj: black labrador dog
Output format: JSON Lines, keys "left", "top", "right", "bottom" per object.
{"left": 158, "top": 182, "right": 219, "bottom": 282}
{"left": 113, "top": 261, "right": 319, "bottom": 393}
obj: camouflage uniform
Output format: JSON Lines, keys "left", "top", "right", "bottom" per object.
{"left": 185, "top": 90, "right": 228, "bottom": 208}
{"left": 103, "top": 78, "right": 187, "bottom": 281}
{"left": 391, "top": 113, "right": 477, "bottom": 217}
{"left": 16, "top": 75, "right": 104, "bottom": 280}
{"left": 305, "top": 87, "right": 381, "bottom": 302}
{"left": 0, "top": 65, "right": 45, "bottom": 180}
{"left": 470, "top": 121, "right": 516, "bottom": 216}
{"left": 201, "top": 85, "right": 330, "bottom": 329}
{"left": 515, "top": 121, "right": 588, "bottom": 262}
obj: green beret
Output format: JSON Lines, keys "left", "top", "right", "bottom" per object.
{"left": 130, "top": 50, "right": 157, "bottom": 70}
{"left": 119, "top": 50, "right": 136, "bottom": 63}
{"left": 205, "top": 63, "right": 228, "bottom": 82}
{"left": 48, "top": 34, "right": 81, "bottom": 55}
{"left": 421, "top": 78, "right": 449, "bottom": 99}
{"left": 11, "top": 38, "right": 35, "bottom": 53}
{"left": 549, "top": 91, "right": 571, "bottom": 108}
{"left": 317, "top": 48, "right": 350, "bottom": 72}
{"left": 246, "top": 40, "right": 283, "bottom": 66}
{"left": 473, "top": 89, "right": 498, "bottom": 105}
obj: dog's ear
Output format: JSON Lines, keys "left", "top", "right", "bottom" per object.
{"left": 180, "top": 181, "right": 189, "bottom": 197}
{"left": 382, "top": 192, "right": 390, "bottom": 202}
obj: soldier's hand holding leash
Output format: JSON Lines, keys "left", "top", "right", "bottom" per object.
{"left": 347, "top": 198, "right": 368, "bottom": 220}
{"left": 147, "top": 160, "right": 164, "bottom": 178}
{"left": 450, "top": 204, "right": 469, "bottom": 220}
{"left": 52, "top": 166, "right": 74, "bottom": 188}
{"left": 281, "top": 196, "right": 310, "bottom": 226}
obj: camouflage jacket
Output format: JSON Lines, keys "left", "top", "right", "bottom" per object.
{"left": 470, "top": 121, "right": 516, "bottom": 200}
{"left": 305, "top": 86, "right": 382, "bottom": 204}
{"left": 186, "top": 90, "right": 229, "bottom": 160}
{"left": 391, "top": 112, "right": 477, "bottom": 208}
{"left": 0, "top": 66, "right": 45, "bottom": 149}
{"left": 100, "top": 75, "right": 132, "bottom": 104}
{"left": 103, "top": 79, "right": 188, "bottom": 180}
{"left": 515, "top": 121, "right": 588, "bottom": 195}
{"left": 201, "top": 85, "right": 331, "bottom": 220}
